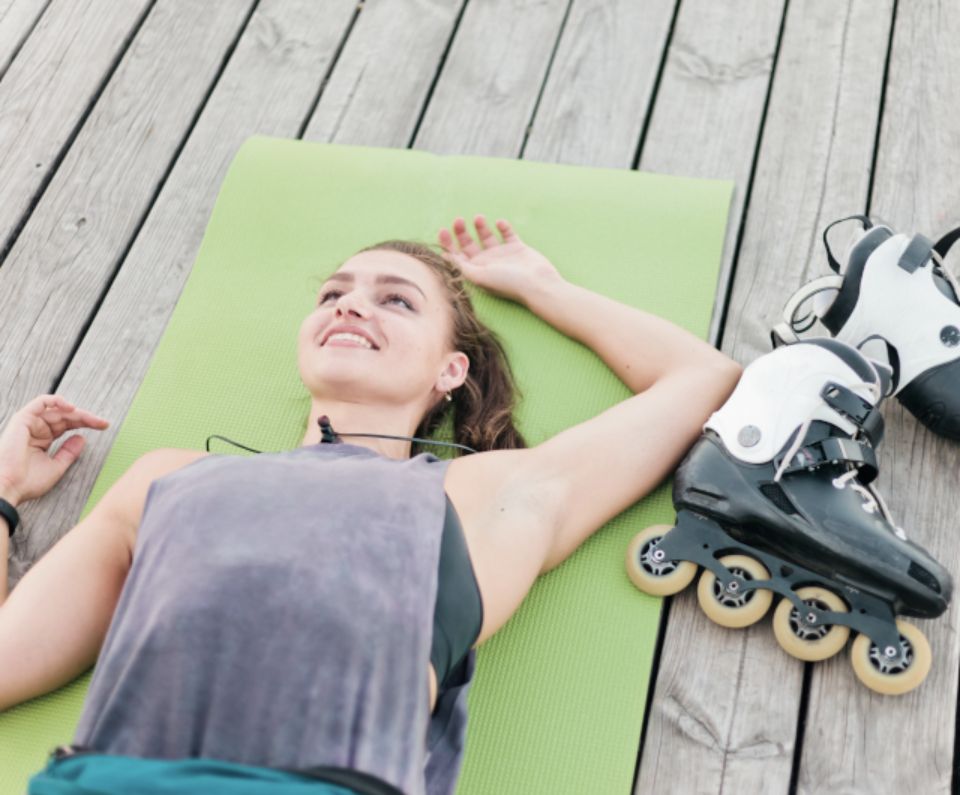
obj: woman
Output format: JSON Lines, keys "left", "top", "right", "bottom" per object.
{"left": 0, "top": 215, "right": 741, "bottom": 795}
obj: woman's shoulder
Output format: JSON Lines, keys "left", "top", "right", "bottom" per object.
{"left": 103, "top": 448, "right": 212, "bottom": 533}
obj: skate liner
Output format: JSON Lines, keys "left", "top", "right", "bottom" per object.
{"left": 625, "top": 339, "right": 953, "bottom": 695}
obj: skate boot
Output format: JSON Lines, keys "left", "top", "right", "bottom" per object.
{"left": 771, "top": 214, "right": 960, "bottom": 439}
{"left": 625, "top": 338, "right": 953, "bottom": 695}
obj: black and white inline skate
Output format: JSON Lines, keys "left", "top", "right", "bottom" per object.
{"left": 771, "top": 215, "right": 960, "bottom": 439}
{"left": 625, "top": 338, "right": 952, "bottom": 695}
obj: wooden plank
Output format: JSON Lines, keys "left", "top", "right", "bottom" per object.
{"left": 798, "top": 1, "right": 960, "bottom": 791}
{"left": 707, "top": 1, "right": 894, "bottom": 792}
{"left": 0, "top": 0, "right": 256, "bottom": 426}
{"left": 0, "top": 0, "right": 48, "bottom": 80}
{"left": 630, "top": 1, "right": 799, "bottom": 792}
{"left": 302, "top": 0, "right": 462, "bottom": 147}
{"left": 412, "top": 0, "right": 569, "bottom": 156}
{"left": 8, "top": 0, "right": 359, "bottom": 585}
{"left": 522, "top": 0, "right": 674, "bottom": 167}
{"left": 0, "top": 0, "right": 151, "bottom": 261}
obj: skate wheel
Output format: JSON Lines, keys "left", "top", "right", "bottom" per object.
{"left": 850, "top": 619, "right": 932, "bottom": 695}
{"left": 772, "top": 587, "right": 850, "bottom": 661}
{"left": 696, "top": 554, "right": 772, "bottom": 628}
{"left": 625, "top": 524, "right": 697, "bottom": 596}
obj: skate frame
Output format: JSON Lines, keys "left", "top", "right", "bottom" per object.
{"left": 656, "top": 510, "right": 906, "bottom": 659}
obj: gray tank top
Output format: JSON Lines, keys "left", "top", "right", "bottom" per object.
{"left": 73, "top": 442, "right": 475, "bottom": 795}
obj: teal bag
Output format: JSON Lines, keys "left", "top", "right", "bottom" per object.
{"left": 29, "top": 752, "right": 366, "bottom": 795}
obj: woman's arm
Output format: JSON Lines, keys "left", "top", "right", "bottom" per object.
{"left": 441, "top": 216, "right": 741, "bottom": 575}
{"left": 0, "top": 395, "right": 110, "bottom": 605}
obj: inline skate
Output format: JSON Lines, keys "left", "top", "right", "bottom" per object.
{"left": 771, "top": 214, "right": 960, "bottom": 439}
{"left": 625, "top": 338, "right": 952, "bottom": 694}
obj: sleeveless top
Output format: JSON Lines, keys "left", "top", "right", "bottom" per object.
{"left": 72, "top": 442, "right": 476, "bottom": 795}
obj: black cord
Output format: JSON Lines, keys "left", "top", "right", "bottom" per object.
{"left": 205, "top": 416, "right": 476, "bottom": 456}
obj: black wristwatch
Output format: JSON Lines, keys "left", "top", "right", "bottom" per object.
{"left": 0, "top": 498, "right": 19, "bottom": 538}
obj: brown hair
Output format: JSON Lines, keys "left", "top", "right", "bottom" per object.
{"left": 352, "top": 239, "right": 526, "bottom": 455}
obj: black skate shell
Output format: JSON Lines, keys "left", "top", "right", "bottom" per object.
{"left": 672, "top": 432, "right": 953, "bottom": 619}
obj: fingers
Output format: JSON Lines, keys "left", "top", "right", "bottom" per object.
{"left": 473, "top": 215, "right": 498, "bottom": 249}
{"left": 19, "top": 394, "right": 109, "bottom": 437}
{"left": 496, "top": 218, "right": 519, "bottom": 243}
{"left": 452, "top": 217, "right": 482, "bottom": 257}
{"left": 437, "top": 215, "right": 519, "bottom": 255}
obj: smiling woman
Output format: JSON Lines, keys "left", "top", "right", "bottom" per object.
{"left": 2, "top": 216, "right": 741, "bottom": 795}
{"left": 299, "top": 238, "right": 527, "bottom": 457}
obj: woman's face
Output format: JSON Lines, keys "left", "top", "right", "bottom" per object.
{"left": 297, "top": 250, "right": 467, "bottom": 408}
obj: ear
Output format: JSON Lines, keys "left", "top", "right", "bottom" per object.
{"left": 436, "top": 351, "right": 469, "bottom": 393}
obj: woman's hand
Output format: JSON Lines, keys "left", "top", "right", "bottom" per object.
{"left": 0, "top": 395, "right": 109, "bottom": 506}
{"left": 438, "top": 215, "right": 564, "bottom": 306}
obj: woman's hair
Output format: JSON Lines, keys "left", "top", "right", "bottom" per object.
{"left": 351, "top": 239, "right": 526, "bottom": 455}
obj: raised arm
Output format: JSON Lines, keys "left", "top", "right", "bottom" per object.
{"left": 440, "top": 216, "right": 741, "bottom": 574}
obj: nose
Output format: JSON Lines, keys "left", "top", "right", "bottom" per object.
{"left": 334, "top": 289, "right": 370, "bottom": 319}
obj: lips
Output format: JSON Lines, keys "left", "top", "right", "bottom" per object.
{"left": 319, "top": 325, "right": 380, "bottom": 350}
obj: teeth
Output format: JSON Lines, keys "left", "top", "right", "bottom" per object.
{"left": 326, "top": 332, "right": 373, "bottom": 349}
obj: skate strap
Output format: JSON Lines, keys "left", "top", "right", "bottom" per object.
{"left": 774, "top": 434, "right": 878, "bottom": 483}
{"left": 776, "top": 274, "right": 843, "bottom": 334}
{"left": 821, "top": 382, "right": 884, "bottom": 446}
{"left": 933, "top": 225, "right": 960, "bottom": 260}
{"left": 897, "top": 233, "right": 934, "bottom": 274}
{"left": 823, "top": 214, "right": 872, "bottom": 273}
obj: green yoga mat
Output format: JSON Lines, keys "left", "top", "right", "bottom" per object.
{"left": 0, "top": 137, "right": 732, "bottom": 794}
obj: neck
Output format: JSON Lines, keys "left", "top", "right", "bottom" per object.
{"left": 300, "top": 398, "right": 423, "bottom": 459}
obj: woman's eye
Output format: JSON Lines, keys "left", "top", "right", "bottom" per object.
{"left": 383, "top": 293, "right": 414, "bottom": 310}
{"left": 318, "top": 290, "right": 341, "bottom": 305}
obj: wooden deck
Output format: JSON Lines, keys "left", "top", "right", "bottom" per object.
{"left": 2, "top": 0, "right": 958, "bottom": 791}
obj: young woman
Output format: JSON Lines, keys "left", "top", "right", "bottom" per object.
{"left": 0, "top": 215, "right": 741, "bottom": 795}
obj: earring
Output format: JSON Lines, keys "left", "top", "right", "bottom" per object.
{"left": 444, "top": 391, "right": 453, "bottom": 403}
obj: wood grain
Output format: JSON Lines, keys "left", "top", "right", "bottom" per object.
{"left": 413, "top": 0, "right": 569, "bottom": 156}
{"left": 798, "top": 1, "right": 960, "bottom": 791}
{"left": 303, "top": 0, "right": 463, "bottom": 147}
{"left": 0, "top": 0, "right": 151, "bottom": 261}
{"left": 633, "top": 1, "right": 802, "bottom": 792}
{"left": 0, "top": 0, "right": 47, "bottom": 80}
{"left": 522, "top": 0, "right": 674, "bottom": 167}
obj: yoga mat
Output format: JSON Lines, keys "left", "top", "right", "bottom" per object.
{"left": 0, "top": 136, "right": 732, "bottom": 794}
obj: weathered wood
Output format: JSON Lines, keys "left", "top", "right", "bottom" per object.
{"left": 522, "top": 0, "right": 674, "bottom": 167}
{"left": 0, "top": 0, "right": 47, "bottom": 80}
{"left": 632, "top": 1, "right": 800, "bottom": 792}
{"left": 798, "top": 1, "right": 960, "bottom": 791}
{"left": 9, "top": 0, "right": 358, "bottom": 585}
{"left": 0, "top": 0, "right": 255, "bottom": 461}
{"left": 303, "top": 0, "right": 462, "bottom": 147}
{"left": 715, "top": 1, "right": 894, "bottom": 792}
{"left": 413, "top": 0, "right": 569, "bottom": 156}
{"left": 0, "top": 0, "right": 151, "bottom": 261}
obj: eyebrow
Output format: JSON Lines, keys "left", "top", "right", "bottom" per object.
{"left": 323, "top": 272, "right": 427, "bottom": 299}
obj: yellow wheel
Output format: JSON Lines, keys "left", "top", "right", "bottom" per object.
{"left": 850, "top": 619, "right": 932, "bottom": 695}
{"left": 625, "top": 524, "right": 697, "bottom": 596}
{"left": 772, "top": 587, "right": 850, "bottom": 661}
{"left": 696, "top": 554, "right": 773, "bottom": 628}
